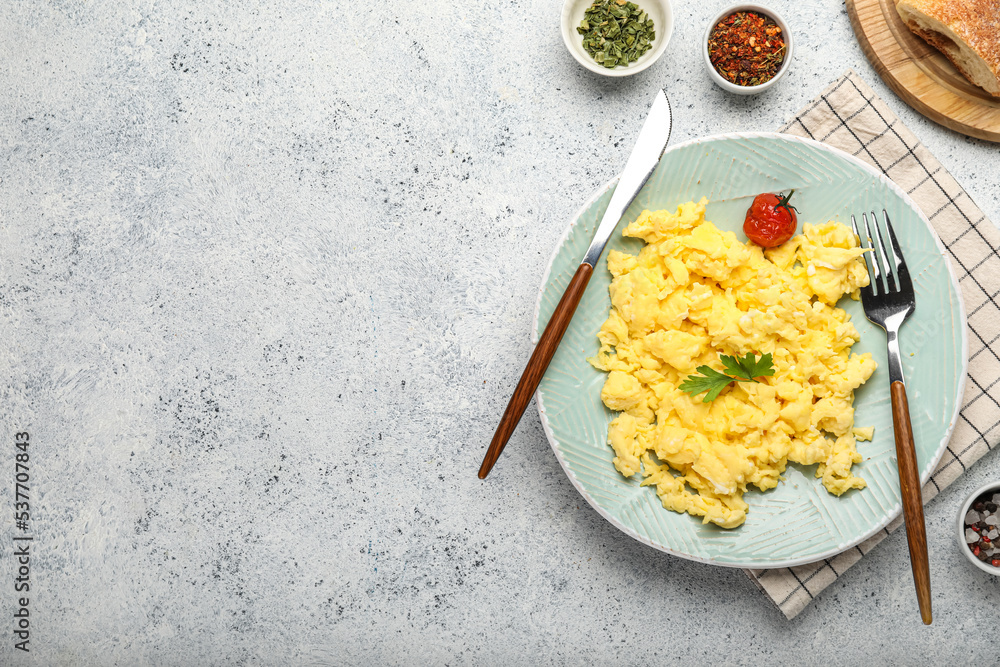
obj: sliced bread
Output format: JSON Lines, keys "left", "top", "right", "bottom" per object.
{"left": 896, "top": 0, "right": 1000, "bottom": 97}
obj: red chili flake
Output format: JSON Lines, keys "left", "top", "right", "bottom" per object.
{"left": 972, "top": 524, "right": 981, "bottom": 532}
{"left": 707, "top": 11, "right": 786, "bottom": 87}
{"left": 973, "top": 546, "right": 981, "bottom": 556}
{"left": 984, "top": 535, "right": 992, "bottom": 543}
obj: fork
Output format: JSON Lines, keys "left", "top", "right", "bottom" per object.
{"left": 852, "top": 210, "right": 932, "bottom": 625}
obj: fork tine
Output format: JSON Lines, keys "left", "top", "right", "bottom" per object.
{"left": 870, "top": 210, "right": 897, "bottom": 292}
{"left": 852, "top": 214, "right": 876, "bottom": 298}
{"left": 882, "top": 210, "right": 913, "bottom": 292}
{"left": 863, "top": 212, "right": 886, "bottom": 294}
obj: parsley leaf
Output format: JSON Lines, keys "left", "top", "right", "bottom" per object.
{"left": 721, "top": 352, "right": 775, "bottom": 383}
{"left": 679, "top": 353, "right": 775, "bottom": 403}
{"left": 678, "top": 365, "right": 737, "bottom": 403}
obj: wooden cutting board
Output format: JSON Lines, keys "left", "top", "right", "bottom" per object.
{"left": 847, "top": 0, "right": 1000, "bottom": 142}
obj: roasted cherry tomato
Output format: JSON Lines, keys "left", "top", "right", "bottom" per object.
{"left": 743, "top": 190, "right": 798, "bottom": 248}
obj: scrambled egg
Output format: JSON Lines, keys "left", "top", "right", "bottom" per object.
{"left": 589, "top": 200, "right": 876, "bottom": 529}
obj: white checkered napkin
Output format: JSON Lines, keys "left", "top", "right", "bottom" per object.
{"left": 745, "top": 70, "right": 1000, "bottom": 620}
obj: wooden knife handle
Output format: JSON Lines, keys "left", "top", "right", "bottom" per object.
{"left": 891, "top": 380, "right": 932, "bottom": 625}
{"left": 478, "top": 263, "right": 594, "bottom": 479}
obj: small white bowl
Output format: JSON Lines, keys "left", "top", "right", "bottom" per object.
{"left": 702, "top": 4, "right": 793, "bottom": 95}
{"left": 957, "top": 481, "right": 1000, "bottom": 575}
{"left": 561, "top": 0, "right": 674, "bottom": 77}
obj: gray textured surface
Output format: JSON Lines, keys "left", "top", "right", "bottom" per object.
{"left": 1, "top": 0, "right": 999, "bottom": 664}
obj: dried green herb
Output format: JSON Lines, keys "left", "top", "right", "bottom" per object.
{"left": 576, "top": 0, "right": 655, "bottom": 69}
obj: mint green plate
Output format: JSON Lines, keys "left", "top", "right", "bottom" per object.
{"left": 534, "top": 133, "right": 967, "bottom": 568}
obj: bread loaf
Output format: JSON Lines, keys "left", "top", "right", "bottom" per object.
{"left": 895, "top": 0, "right": 1000, "bottom": 97}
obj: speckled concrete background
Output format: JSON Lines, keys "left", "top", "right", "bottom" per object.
{"left": 1, "top": 0, "right": 998, "bottom": 664}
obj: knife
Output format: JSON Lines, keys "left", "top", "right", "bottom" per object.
{"left": 478, "top": 90, "right": 673, "bottom": 479}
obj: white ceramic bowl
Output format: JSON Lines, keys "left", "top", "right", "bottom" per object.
{"left": 702, "top": 4, "right": 793, "bottom": 95}
{"left": 957, "top": 481, "right": 1000, "bottom": 575}
{"left": 561, "top": 0, "right": 673, "bottom": 77}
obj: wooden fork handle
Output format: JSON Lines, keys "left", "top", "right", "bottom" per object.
{"left": 891, "top": 380, "right": 932, "bottom": 625}
{"left": 478, "top": 263, "right": 594, "bottom": 479}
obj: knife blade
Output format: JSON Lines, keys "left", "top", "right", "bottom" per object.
{"left": 478, "top": 90, "right": 673, "bottom": 479}
{"left": 582, "top": 90, "right": 672, "bottom": 267}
